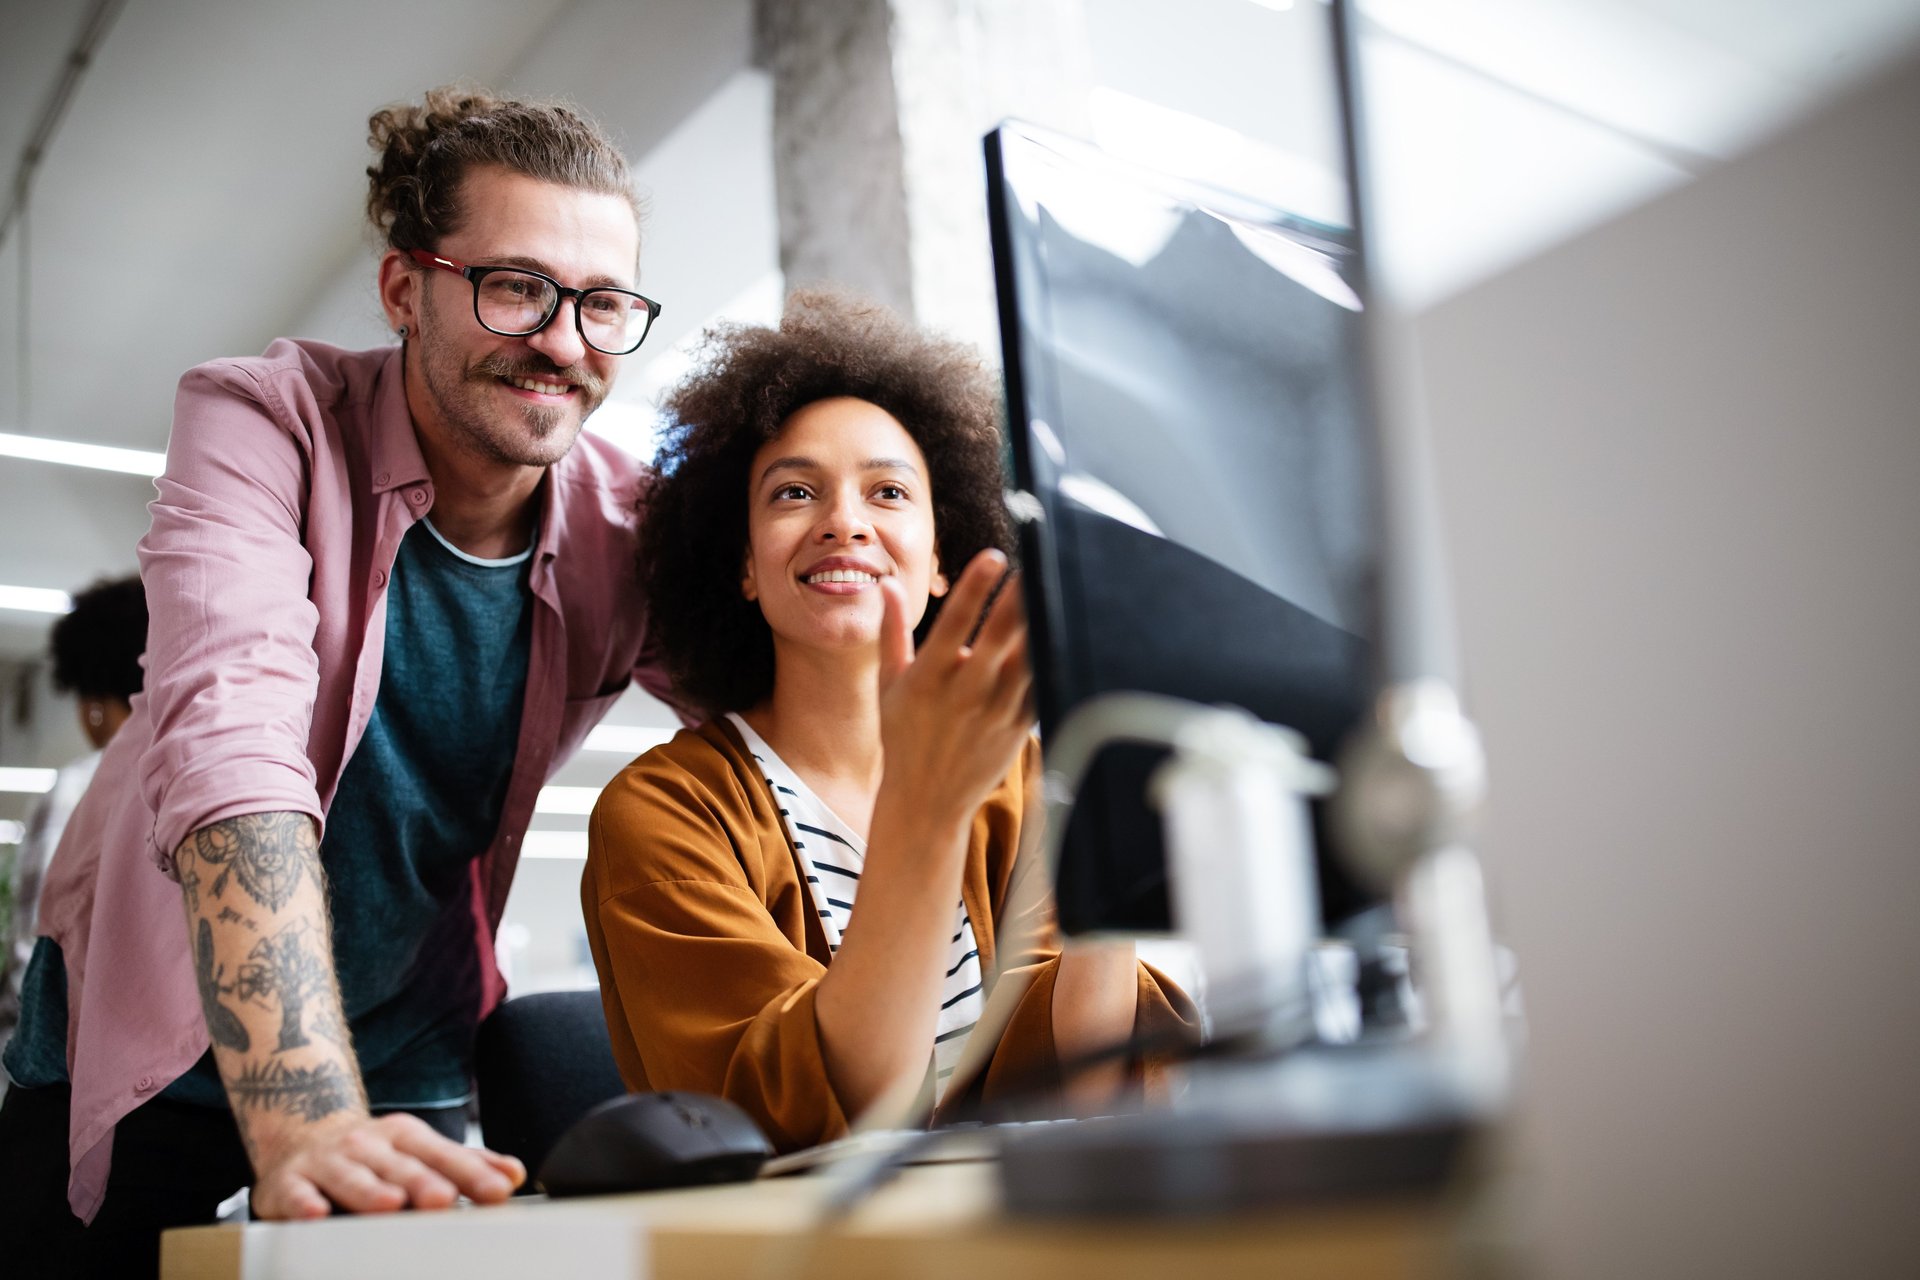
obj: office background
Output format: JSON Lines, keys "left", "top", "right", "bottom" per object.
{"left": 2, "top": 2, "right": 1917, "bottom": 1275}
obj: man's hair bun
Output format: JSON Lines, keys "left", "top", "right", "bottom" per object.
{"left": 365, "top": 85, "right": 639, "bottom": 253}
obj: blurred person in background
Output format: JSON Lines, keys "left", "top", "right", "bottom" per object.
{"left": 0, "top": 576, "right": 147, "bottom": 1063}
{"left": 0, "top": 86, "right": 680, "bottom": 1277}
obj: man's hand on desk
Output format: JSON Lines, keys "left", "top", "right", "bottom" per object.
{"left": 174, "top": 812, "right": 527, "bottom": 1218}
{"left": 249, "top": 1112, "right": 526, "bottom": 1220}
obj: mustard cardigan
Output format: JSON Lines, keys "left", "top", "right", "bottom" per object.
{"left": 582, "top": 718, "right": 1195, "bottom": 1152}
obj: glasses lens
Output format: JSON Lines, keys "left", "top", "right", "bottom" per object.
{"left": 578, "top": 289, "right": 654, "bottom": 355}
{"left": 475, "top": 270, "right": 558, "bottom": 335}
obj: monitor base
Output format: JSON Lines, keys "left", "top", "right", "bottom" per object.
{"left": 998, "top": 1041, "right": 1477, "bottom": 1217}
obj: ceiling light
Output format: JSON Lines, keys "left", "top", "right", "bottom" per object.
{"left": 0, "top": 431, "right": 167, "bottom": 477}
{"left": 0, "top": 767, "right": 57, "bottom": 794}
{"left": 535, "top": 785, "right": 600, "bottom": 816}
{"left": 581, "top": 724, "right": 674, "bottom": 755}
{"left": 0, "top": 584, "right": 73, "bottom": 614}
{"left": 521, "top": 831, "right": 588, "bottom": 861}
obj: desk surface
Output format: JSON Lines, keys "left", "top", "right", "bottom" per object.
{"left": 163, "top": 1160, "right": 1450, "bottom": 1280}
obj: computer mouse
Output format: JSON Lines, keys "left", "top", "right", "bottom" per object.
{"left": 537, "top": 1091, "right": 775, "bottom": 1198}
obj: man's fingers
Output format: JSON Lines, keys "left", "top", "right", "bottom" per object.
{"left": 358, "top": 1145, "right": 460, "bottom": 1209}
{"left": 477, "top": 1148, "right": 528, "bottom": 1188}
{"left": 252, "top": 1172, "right": 331, "bottom": 1221}
{"left": 388, "top": 1121, "right": 518, "bottom": 1202}
{"left": 307, "top": 1153, "right": 408, "bottom": 1214}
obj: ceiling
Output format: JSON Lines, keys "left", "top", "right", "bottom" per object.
{"left": 0, "top": 0, "right": 770, "bottom": 660}
{"left": 2, "top": 0, "right": 1919, "bottom": 672}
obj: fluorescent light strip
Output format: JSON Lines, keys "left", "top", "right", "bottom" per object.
{"left": 535, "top": 785, "right": 600, "bottom": 816}
{"left": 0, "top": 584, "right": 73, "bottom": 614}
{"left": 521, "top": 830, "right": 589, "bottom": 861}
{"left": 0, "top": 767, "right": 58, "bottom": 794}
{"left": 581, "top": 724, "right": 675, "bottom": 755}
{"left": 0, "top": 431, "right": 167, "bottom": 477}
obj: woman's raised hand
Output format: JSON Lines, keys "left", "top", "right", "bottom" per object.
{"left": 877, "top": 549, "right": 1033, "bottom": 826}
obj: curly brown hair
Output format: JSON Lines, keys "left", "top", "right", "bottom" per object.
{"left": 641, "top": 290, "right": 1012, "bottom": 717}
{"left": 365, "top": 85, "right": 641, "bottom": 255}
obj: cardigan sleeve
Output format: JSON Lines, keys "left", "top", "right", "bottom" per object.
{"left": 978, "top": 957, "right": 1200, "bottom": 1105}
{"left": 585, "top": 747, "right": 853, "bottom": 1152}
{"left": 969, "top": 739, "right": 1202, "bottom": 1106}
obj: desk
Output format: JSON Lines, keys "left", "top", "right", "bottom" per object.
{"left": 162, "top": 1161, "right": 1450, "bottom": 1279}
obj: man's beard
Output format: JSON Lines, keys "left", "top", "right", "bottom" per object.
{"left": 415, "top": 311, "right": 610, "bottom": 468}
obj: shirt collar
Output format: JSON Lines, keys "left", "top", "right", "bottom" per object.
{"left": 531, "top": 460, "right": 564, "bottom": 565}
{"left": 368, "top": 345, "right": 432, "bottom": 496}
{"left": 370, "top": 342, "right": 572, "bottom": 566}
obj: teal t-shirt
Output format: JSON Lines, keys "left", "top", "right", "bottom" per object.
{"left": 5, "top": 517, "right": 533, "bottom": 1109}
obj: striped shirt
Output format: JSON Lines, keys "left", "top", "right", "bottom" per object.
{"left": 726, "top": 714, "right": 984, "bottom": 1091}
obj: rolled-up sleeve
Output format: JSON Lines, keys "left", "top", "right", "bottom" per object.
{"left": 975, "top": 739, "right": 1201, "bottom": 1101}
{"left": 137, "top": 361, "right": 324, "bottom": 874}
{"left": 981, "top": 957, "right": 1199, "bottom": 1103}
{"left": 586, "top": 761, "right": 853, "bottom": 1152}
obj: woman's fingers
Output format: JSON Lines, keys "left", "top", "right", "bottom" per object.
{"left": 877, "top": 575, "right": 915, "bottom": 689}
{"left": 920, "top": 549, "right": 1008, "bottom": 660}
{"left": 967, "top": 566, "right": 1025, "bottom": 661}
{"left": 989, "top": 633, "right": 1033, "bottom": 719}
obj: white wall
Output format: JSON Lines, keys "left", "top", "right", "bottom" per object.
{"left": 1413, "top": 52, "right": 1920, "bottom": 1278}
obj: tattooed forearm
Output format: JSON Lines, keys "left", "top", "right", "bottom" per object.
{"left": 227, "top": 1059, "right": 359, "bottom": 1122}
{"left": 234, "top": 920, "right": 335, "bottom": 1054}
{"left": 182, "top": 812, "right": 317, "bottom": 912}
{"left": 177, "top": 811, "right": 370, "bottom": 1155}
{"left": 193, "top": 917, "right": 252, "bottom": 1053}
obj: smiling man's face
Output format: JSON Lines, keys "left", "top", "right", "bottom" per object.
{"left": 394, "top": 165, "right": 640, "bottom": 469}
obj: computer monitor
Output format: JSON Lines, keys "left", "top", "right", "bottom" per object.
{"left": 985, "top": 120, "right": 1387, "bottom": 935}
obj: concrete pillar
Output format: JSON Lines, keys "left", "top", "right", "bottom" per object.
{"left": 756, "top": 0, "right": 1093, "bottom": 354}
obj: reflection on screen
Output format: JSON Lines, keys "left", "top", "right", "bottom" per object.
{"left": 990, "top": 125, "right": 1382, "bottom": 933}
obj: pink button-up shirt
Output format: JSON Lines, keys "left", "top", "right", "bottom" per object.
{"left": 38, "top": 338, "right": 678, "bottom": 1219}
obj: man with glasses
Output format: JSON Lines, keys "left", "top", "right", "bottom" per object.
{"left": 0, "top": 87, "right": 679, "bottom": 1275}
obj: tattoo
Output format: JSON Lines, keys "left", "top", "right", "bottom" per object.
{"left": 233, "top": 920, "right": 333, "bottom": 1054}
{"left": 227, "top": 1059, "right": 357, "bottom": 1122}
{"left": 179, "top": 863, "right": 203, "bottom": 916}
{"left": 215, "top": 905, "right": 257, "bottom": 930}
{"left": 192, "top": 919, "right": 251, "bottom": 1053}
{"left": 187, "top": 813, "right": 316, "bottom": 912}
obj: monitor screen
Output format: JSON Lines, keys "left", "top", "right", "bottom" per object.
{"left": 985, "top": 122, "right": 1385, "bottom": 934}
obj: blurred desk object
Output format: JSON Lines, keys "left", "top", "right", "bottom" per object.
{"left": 162, "top": 1160, "right": 1449, "bottom": 1279}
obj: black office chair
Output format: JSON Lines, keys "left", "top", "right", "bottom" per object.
{"left": 473, "top": 988, "right": 629, "bottom": 1184}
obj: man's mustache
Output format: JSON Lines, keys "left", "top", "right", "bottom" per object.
{"left": 470, "top": 353, "right": 608, "bottom": 402}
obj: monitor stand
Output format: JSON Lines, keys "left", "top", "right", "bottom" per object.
{"left": 1003, "top": 684, "right": 1506, "bottom": 1216}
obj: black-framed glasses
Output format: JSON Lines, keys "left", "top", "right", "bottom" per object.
{"left": 409, "top": 249, "right": 662, "bottom": 356}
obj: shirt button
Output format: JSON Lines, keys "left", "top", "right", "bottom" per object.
{"left": 136, "top": 1075, "right": 154, "bottom": 1092}
{"left": 375, "top": 470, "right": 391, "bottom": 486}
{"left": 373, "top": 569, "right": 387, "bottom": 588}
{"left": 409, "top": 489, "right": 427, "bottom": 505}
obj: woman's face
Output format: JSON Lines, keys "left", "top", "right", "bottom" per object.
{"left": 741, "top": 396, "right": 947, "bottom": 658}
